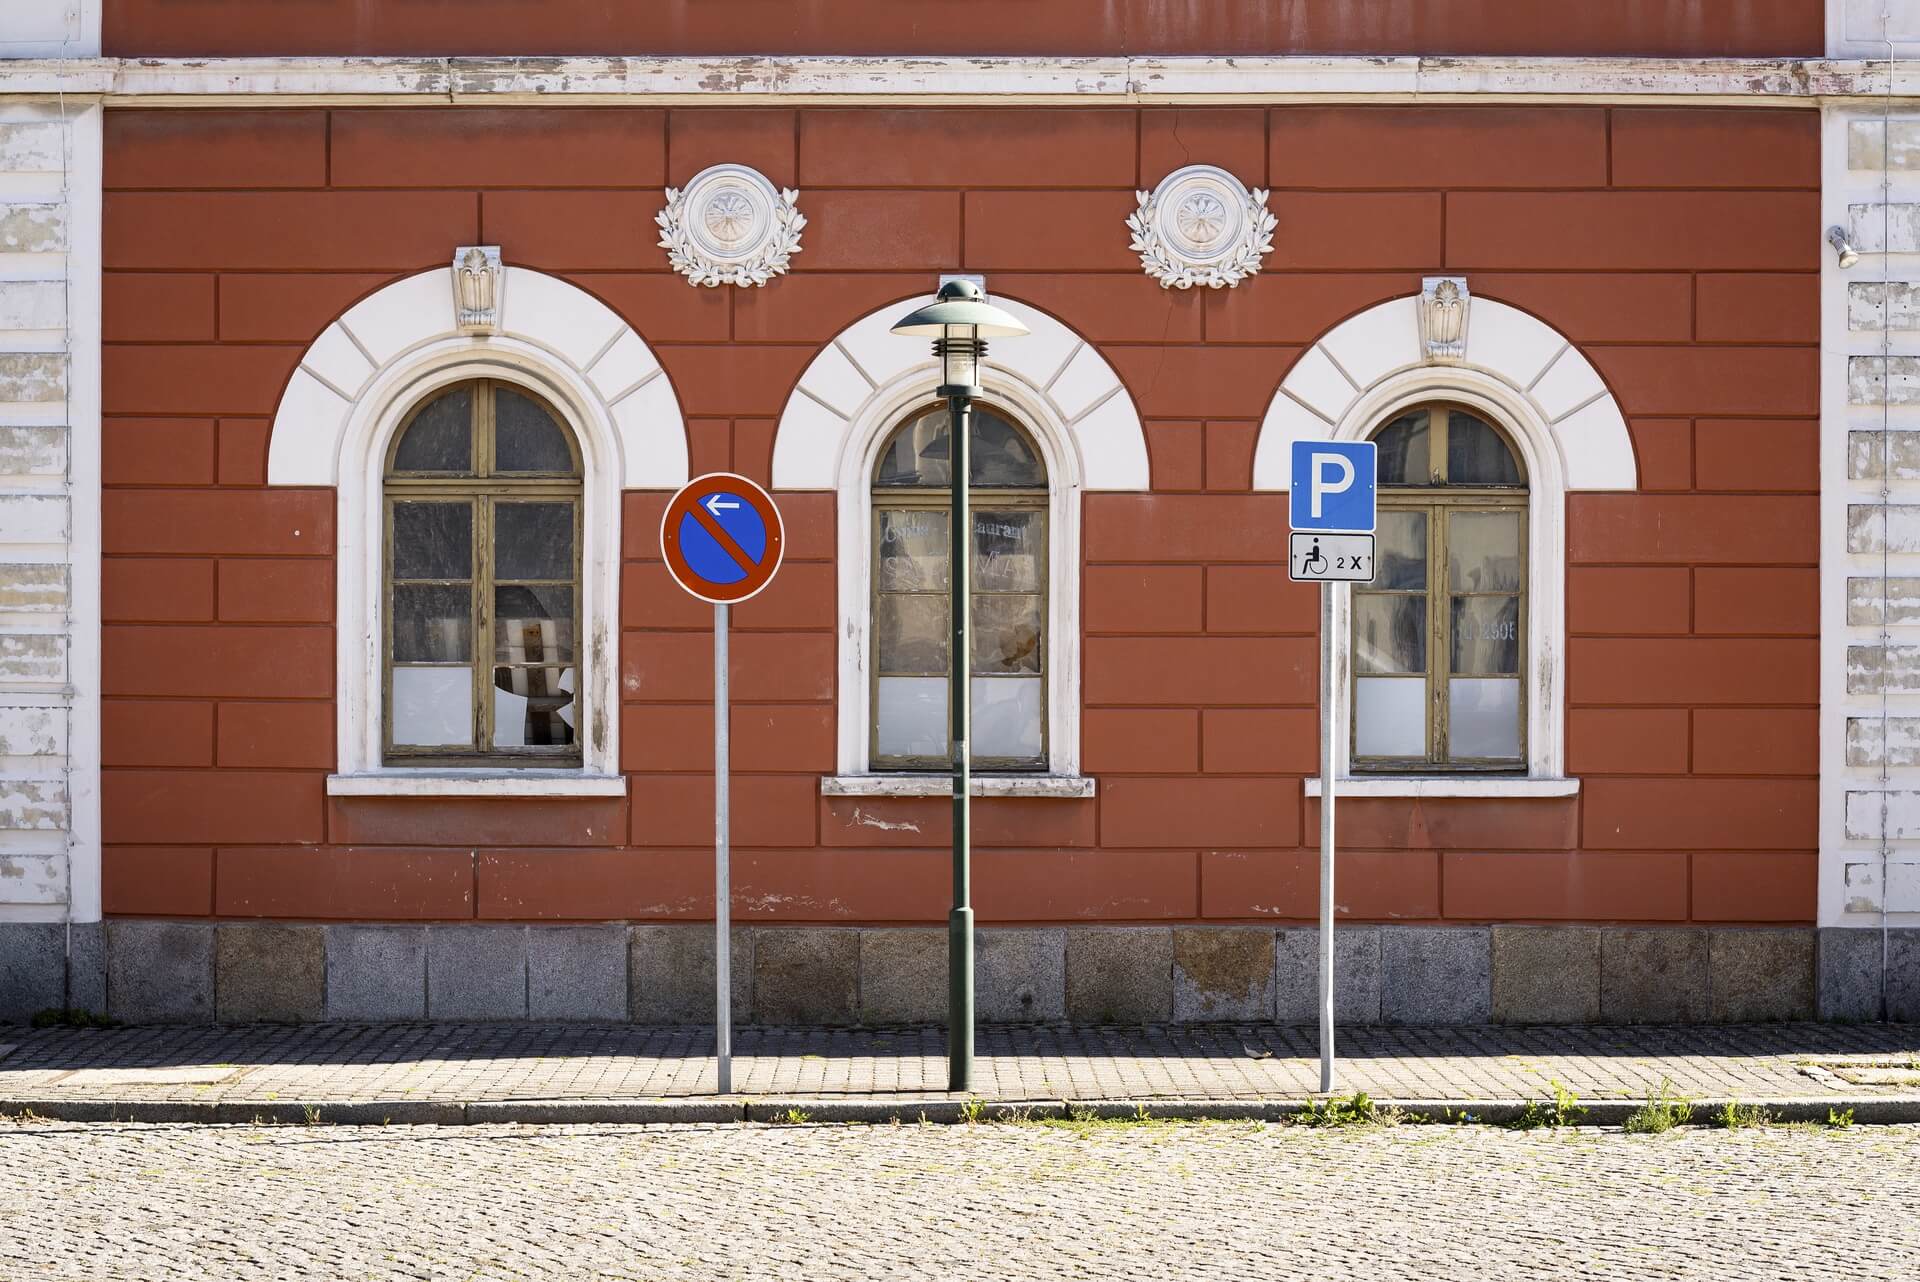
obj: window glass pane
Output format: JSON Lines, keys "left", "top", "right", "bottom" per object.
{"left": 973, "top": 676, "right": 1042, "bottom": 761}
{"left": 495, "top": 586, "right": 574, "bottom": 664}
{"left": 971, "top": 409, "right": 1046, "bottom": 488}
{"left": 973, "top": 510, "right": 1042, "bottom": 592}
{"left": 392, "top": 502, "right": 472, "bottom": 580}
{"left": 874, "top": 406, "right": 1045, "bottom": 488}
{"left": 875, "top": 408, "right": 950, "bottom": 488}
{"left": 493, "top": 387, "right": 576, "bottom": 474}
{"left": 1447, "top": 511, "right": 1523, "bottom": 593}
{"left": 1355, "top": 678, "right": 1426, "bottom": 757}
{"left": 1447, "top": 412, "right": 1523, "bottom": 487}
{"left": 1449, "top": 677, "right": 1521, "bottom": 758}
{"left": 876, "top": 677, "right": 947, "bottom": 758}
{"left": 972, "top": 594, "right": 1042, "bottom": 674}
{"left": 1352, "top": 594, "right": 1426, "bottom": 675}
{"left": 1372, "top": 411, "right": 1431, "bottom": 486}
{"left": 392, "top": 386, "right": 473, "bottom": 473}
{"left": 1450, "top": 596, "right": 1520, "bottom": 675}
{"left": 1375, "top": 510, "right": 1428, "bottom": 590}
{"left": 493, "top": 666, "right": 576, "bottom": 748}
{"left": 392, "top": 666, "right": 473, "bottom": 746}
{"left": 876, "top": 595, "right": 948, "bottom": 674}
{"left": 876, "top": 509, "right": 948, "bottom": 591}
{"left": 392, "top": 584, "right": 472, "bottom": 662}
{"left": 495, "top": 502, "right": 574, "bottom": 580}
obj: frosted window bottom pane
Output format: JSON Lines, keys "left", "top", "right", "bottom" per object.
{"left": 1355, "top": 678, "right": 1425, "bottom": 757}
{"left": 877, "top": 677, "right": 947, "bottom": 759}
{"left": 973, "top": 677, "right": 1042, "bottom": 761}
{"left": 392, "top": 667, "right": 473, "bottom": 747}
{"left": 1449, "top": 677, "right": 1521, "bottom": 758}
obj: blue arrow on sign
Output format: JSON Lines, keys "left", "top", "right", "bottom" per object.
{"left": 678, "top": 493, "right": 768, "bottom": 585}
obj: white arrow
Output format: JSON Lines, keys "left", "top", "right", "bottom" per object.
{"left": 703, "top": 494, "right": 740, "bottom": 517}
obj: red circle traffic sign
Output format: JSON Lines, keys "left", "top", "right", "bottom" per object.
{"left": 659, "top": 472, "right": 785, "bottom": 605}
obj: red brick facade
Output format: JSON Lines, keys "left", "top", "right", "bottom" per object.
{"left": 99, "top": 105, "right": 1820, "bottom": 927}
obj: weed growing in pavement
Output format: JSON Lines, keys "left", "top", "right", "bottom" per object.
{"left": 772, "top": 1107, "right": 811, "bottom": 1125}
{"left": 30, "top": 1008, "right": 117, "bottom": 1030}
{"left": 1511, "top": 1080, "right": 1587, "bottom": 1131}
{"left": 1714, "top": 1102, "right": 1772, "bottom": 1130}
{"left": 1623, "top": 1079, "right": 1694, "bottom": 1134}
{"left": 1030, "top": 1102, "right": 1175, "bottom": 1138}
{"left": 1829, "top": 1107, "right": 1856, "bottom": 1129}
{"left": 1295, "top": 1091, "right": 1404, "bottom": 1128}
{"left": 301, "top": 1106, "right": 322, "bottom": 1126}
{"left": 958, "top": 1098, "right": 987, "bottom": 1125}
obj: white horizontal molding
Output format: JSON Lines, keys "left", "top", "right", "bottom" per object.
{"left": 7, "top": 56, "right": 1920, "bottom": 105}
{"left": 821, "top": 774, "right": 1097, "bottom": 799}
{"left": 327, "top": 772, "right": 630, "bottom": 798}
{"left": 1302, "top": 776, "right": 1581, "bottom": 799}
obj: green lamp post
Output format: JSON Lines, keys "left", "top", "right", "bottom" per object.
{"left": 890, "top": 280, "right": 1029, "bottom": 1092}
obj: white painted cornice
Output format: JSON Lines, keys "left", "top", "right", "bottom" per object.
{"left": 0, "top": 55, "right": 1918, "bottom": 105}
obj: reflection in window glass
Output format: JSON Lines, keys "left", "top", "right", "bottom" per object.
{"left": 1355, "top": 403, "right": 1527, "bottom": 771}
{"left": 874, "top": 406, "right": 1045, "bottom": 488}
{"left": 494, "top": 387, "right": 576, "bottom": 473}
{"left": 871, "top": 405, "right": 1048, "bottom": 768}
{"left": 1448, "top": 412, "right": 1523, "bottom": 486}
{"left": 392, "top": 386, "right": 473, "bottom": 473}
{"left": 384, "top": 380, "right": 582, "bottom": 765}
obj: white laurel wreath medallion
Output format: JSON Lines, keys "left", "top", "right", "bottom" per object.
{"left": 1127, "top": 164, "right": 1275, "bottom": 290}
{"left": 656, "top": 163, "right": 805, "bottom": 288}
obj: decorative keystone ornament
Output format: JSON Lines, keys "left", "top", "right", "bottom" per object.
{"left": 1128, "top": 164, "right": 1275, "bottom": 289}
{"left": 452, "top": 245, "right": 503, "bottom": 334}
{"left": 657, "top": 164, "right": 805, "bottom": 288}
{"left": 1419, "top": 276, "right": 1471, "bottom": 365}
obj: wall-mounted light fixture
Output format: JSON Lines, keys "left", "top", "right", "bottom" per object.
{"left": 1829, "top": 225, "right": 1862, "bottom": 270}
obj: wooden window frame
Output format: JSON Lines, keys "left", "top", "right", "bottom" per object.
{"left": 868, "top": 402, "right": 1050, "bottom": 773}
{"left": 1352, "top": 404, "right": 1528, "bottom": 775}
{"left": 382, "top": 379, "right": 584, "bottom": 767}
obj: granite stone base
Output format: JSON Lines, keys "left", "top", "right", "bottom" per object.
{"left": 0, "top": 921, "right": 1880, "bottom": 1027}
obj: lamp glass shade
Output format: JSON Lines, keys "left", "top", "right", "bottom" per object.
{"left": 941, "top": 325, "right": 981, "bottom": 390}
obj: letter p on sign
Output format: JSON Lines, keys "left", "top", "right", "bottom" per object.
{"left": 1289, "top": 440, "right": 1377, "bottom": 534}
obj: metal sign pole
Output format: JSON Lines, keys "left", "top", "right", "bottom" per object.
{"left": 1319, "top": 580, "right": 1337, "bottom": 1094}
{"left": 715, "top": 601, "right": 732, "bottom": 1096}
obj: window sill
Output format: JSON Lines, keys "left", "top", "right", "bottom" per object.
{"left": 820, "top": 774, "right": 1097, "bottom": 799}
{"left": 326, "top": 772, "right": 630, "bottom": 799}
{"left": 1303, "top": 776, "right": 1580, "bottom": 799}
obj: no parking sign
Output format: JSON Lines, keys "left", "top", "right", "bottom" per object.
{"left": 659, "top": 473, "right": 785, "bottom": 604}
{"left": 658, "top": 471, "right": 785, "bottom": 1096}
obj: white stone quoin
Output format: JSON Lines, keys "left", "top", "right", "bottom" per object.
{"left": 0, "top": 96, "right": 102, "bottom": 924}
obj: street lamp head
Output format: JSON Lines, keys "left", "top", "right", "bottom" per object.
{"left": 891, "top": 279, "right": 1029, "bottom": 397}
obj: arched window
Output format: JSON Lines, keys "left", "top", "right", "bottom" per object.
{"left": 870, "top": 403, "right": 1048, "bottom": 771}
{"left": 383, "top": 379, "right": 582, "bottom": 765}
{"left": 1353, "top": 404, "right": 1527, "bottom": 772}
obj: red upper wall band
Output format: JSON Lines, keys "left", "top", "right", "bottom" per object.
{"left": 103, "top": 0, "right": 1824, "bottom": 60}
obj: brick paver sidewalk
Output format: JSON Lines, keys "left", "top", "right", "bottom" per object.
{"left": 3, "top": 1022, "right": 1918, "bottom": 1123}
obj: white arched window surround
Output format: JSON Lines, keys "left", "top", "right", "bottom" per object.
{"left": 1253, "top": 290, "right": 1637, "bottom": 798}
{"left": 266, "top": 264, "right": 688, "bottom": 797}
{"left": 771, "top": 291, "right": 1150, "bottom": 798}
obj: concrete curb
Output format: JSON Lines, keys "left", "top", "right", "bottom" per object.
{"left": 2, "top": 1093, "right": 1916, "bottom": 1127}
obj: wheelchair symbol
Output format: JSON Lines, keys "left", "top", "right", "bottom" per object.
{"left": 1301, "top": 538, "right": 1327, "bottom": 575}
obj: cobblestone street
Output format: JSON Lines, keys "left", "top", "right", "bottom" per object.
{"left": 2, "top": 1117, "right": 1916, "bottom": 1280}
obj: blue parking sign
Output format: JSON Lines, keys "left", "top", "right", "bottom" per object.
{"left": 1289, "top": 440, "right": 1377, "bottom": 533}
